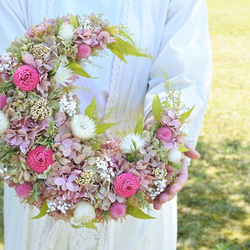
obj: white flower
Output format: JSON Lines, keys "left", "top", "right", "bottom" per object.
{"left": 70, "top": 115, "right": 96, "bottom": 140}
{"left": 0, "top": 111, "right": 9, "bottom": 135}
{"left": 59, "top": 95, "right": 77, "bottom": 117}
{"left": 58, "top": 24, "right": 75, "bottom": 41}
{"left": 70, "top": 201, "right": 96, "bottom": 226}
{"left": 120, "top": 133, "right": 146, "bottom": 154}
{"left": 167, "top": 147, "right": 183, "bottom": 164}
{"left": 52, "top": 63, "right": 73, "bottom": 86}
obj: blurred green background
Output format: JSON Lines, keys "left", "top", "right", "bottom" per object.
{"left": 0, "top": 0, "right": 249, "bottom": 249}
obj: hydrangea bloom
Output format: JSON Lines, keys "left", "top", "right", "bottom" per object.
{"left": 27, "top": 146, "right": 54, "bottom": 173}
{"left": 13, "top": 65, "right": 40, "bottom": 91}
{"left": 114, "top": 173, "right": 140, "bottom": 198}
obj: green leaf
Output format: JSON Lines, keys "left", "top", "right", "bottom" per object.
{"left": 126, "top": 206, "right": 156, "bottom": 219}
{"left": 180, "top": 105, "right": 195, "bottom": 124}
{"left": 107, "top": 45, "right": 127, "bottom": 63}
{"left": 70, "top": 14, "right": 78, "bottom": 28}
{"left": 152, "top": 94, "right": 163, "bottom": 123}
{"left": 95, "top": 123, "right": 117, "bottom": 135}
{"left": 178, "top": 144, "right": 190, "bottom": 153}
{"left": 68, "top": 61, "right": 93, "bottom": 78}
{"left": 85, "top": 96, "right": 96, "bottom": 119}
{"left": 134, "top": 114, "right": 143, "bottom": 135}
{"left": 118, "top": 30, "right": 134, "bottom": 44}
{"left": 31, "top": 201, "right": 48, "bottom": 219}
{"left": 85, "top": 221, "right": 98, "bottom": 230}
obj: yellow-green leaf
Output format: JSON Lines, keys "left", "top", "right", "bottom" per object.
{"left": 70, "top": 14, "right": 78, "bottom": 28}
{"left": 126, "top": 206, "right": 156, "bottom": 219}
{"left": 31, "top": 201, "right": 48, "bottom": 219}
{"left": 85, "top": 221, "right": 98, "bottom": 230}
{"left": 118, "top": 30, "right": 134, "bottom": 44}
{"left": 68, "top": 61, "right": 93, "bottom": 78}
{"left": 178, "top": 144, "right": 190, "bottom": 153}
{"left": 85, "top": 96, "right": 96, "bottom": 119}
{"left": 152, "top": 94, "right": 163, "bottom": 123}
{"left": 96, "top": 123, "right": 117, "bottom": 135}
{"left": 180, "top": 105, "right": 195, "bottom": 124}
{"left": 134, "top": 114, "right": 143, "bottom": 135}
{"left": 107, "top": 45, "right": 127, "bottom": 63}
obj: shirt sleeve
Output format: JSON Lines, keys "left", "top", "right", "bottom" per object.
{"left": 144, "top": 0, "right": 212, "bottom": 143}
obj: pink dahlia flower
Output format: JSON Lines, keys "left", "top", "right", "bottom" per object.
{"left": 114, "top": 173, "right": 139, "bottom": 198}
{"left": 156, "top": 127, "right": 173, "bottom": 143}
{"left": 109, "top": 202, "right": 126, "bottom": 218}
{"left": 27, "top": 146, "right": 54, "bottom": 173}
{"left": 13, "top": 65, "right": 40, "bottom": 91}
{"left": 76, "top": 44, "right": 91, "bottom": 59}
{"left": 16, "top": 182, "right": 33, "bottom": 198}
{"left": 0, "top": 93, "right": 7, "bottom": 110}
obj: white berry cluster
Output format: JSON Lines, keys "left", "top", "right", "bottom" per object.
{"left": 47, "top": 199, "right": 71, "bottom": 214}
{"left": 59, "top": 95, "right": 77, "bottom": 117}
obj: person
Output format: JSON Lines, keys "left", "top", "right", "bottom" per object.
{"left": 0, "top": 0, "right": 212, "bottom": 249}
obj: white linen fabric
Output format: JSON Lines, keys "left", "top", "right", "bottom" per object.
{"left": 0, "top": 0, "right": 212, "bottom": 249}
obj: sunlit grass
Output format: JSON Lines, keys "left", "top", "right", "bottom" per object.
{"left": 177, "top": 0, "right": 250, "bottom": 249}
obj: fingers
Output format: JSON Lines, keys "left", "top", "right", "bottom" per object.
{"left": 184, "top": 140, "right": 200, "bottom": 159}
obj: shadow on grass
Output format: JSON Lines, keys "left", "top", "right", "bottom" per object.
{"left": 177, "top": 139, "right": 250, "bottom": 249}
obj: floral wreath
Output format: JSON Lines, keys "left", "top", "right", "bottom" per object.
{"left": 0, "top": 13, "right": 194, "bottom": 229}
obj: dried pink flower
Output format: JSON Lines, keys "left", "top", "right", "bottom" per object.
{"left": 0, "top": 93, "right": 7, "bottom": 110}
{"left": 27, "top": 146, "right": 54, "bottom": 173}
{"left": 109, "top": 202, "right": 126, "bottom": 218}
{"left": 114, "top": 173, "right": 139, "bottom": 198}
{"left": 76, "top": 44, "right": 91, "bottom": 58}
{"left": 16, "top": 182, "right": 33, "bottom": 198}
{"left": 156, "top": 127, "right": 173, "bottom": 143}
{"left": 13, "top": 65, "right": 40, "bottom": 91}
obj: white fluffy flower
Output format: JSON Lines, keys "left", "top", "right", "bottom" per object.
{"left": 71, "top": 201, "right": 96, "bottom": 226}
{"left": 0, "top": 111, "right": 9, "bottom": 135}
{"left": 59, "top": 95, "right": 77, "bottom": 117}
{"left": 120, "top": 133, "right": 146, "bottom": 154}
{"left": 53, "top": 63, "right": 73, "bottom": 86}
{"left": 58, "top": 24, "right": 75, "bottom": 41}
{"left": 167, "top": 147, "right": 183, "bottom": 164}
{"left": 70, "top": 115, "right": 96, "bottom": 140}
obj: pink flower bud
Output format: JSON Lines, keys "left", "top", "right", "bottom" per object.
{"left": 16, "top": 182, "right": 33, "bottom": 198}
{"left": 0, "top": 93, "right": 7, "bottom": 110}
{"left": 76, "top": 44, "right": 91, "bottom": 59}
{"left": 109, "top": 202, "right": 126, "bottom": 218}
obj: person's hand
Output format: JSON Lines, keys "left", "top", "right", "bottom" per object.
{"left": 143, "top": 113, "right": 200, "bottom": 210}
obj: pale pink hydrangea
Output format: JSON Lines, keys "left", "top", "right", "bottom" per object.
{"left": 13, "top": 65, "right": 40, "bottom": 91}
{"left": 114, "top": 173, "right": 139, "bottom": 198}
{"left": 27, "top": 146, "right": 54, "bottom": 173}
{"left": 16, "top": 182, "right": 33, "bottom": 198}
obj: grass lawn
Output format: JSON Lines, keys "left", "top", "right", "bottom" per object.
{"left": 0, "top": 0, "right": 250, "bottom": 249}
{"left": 177, "top": 0, "right": 250, "bottom": 249}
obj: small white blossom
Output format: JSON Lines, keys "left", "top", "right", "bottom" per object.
{"left": 58, "top": 24, "right": 75, "bottom": 41}
{"left": 52, "top": 63, "right": 73, "bottom": 86}
{"left": 120, "top": 133, "right": 146, "bottom": 154}
{"left": 71, "top": 201, "right": 96, "bottom": 226}
{"left": 167, "top": 147, "right": 183, "bottom": 164}
{"left": 0, "top": 111, "right": 9, "bottom": 135}
{"left": 70, "top": 115, "right": 96, "bottom": 140}
{"left": 59, "top": 95, "right": 77, "bottom": 117}
{"left": 47, "top": 200, "right": 71, "bottom": 214}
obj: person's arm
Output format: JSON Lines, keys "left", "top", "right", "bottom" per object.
{"left": 143, "top": 0, "right": 212, "bottom": 209}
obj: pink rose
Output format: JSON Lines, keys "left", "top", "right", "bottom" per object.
{"left": 27, "top": 146, "right": 54, "bottom": 173}
{"left": 13, "top": 65, "right": 40, "bottom": 91}
{"left": 76, "top": 44, "right": 91, "bottom": 59}
{"left": 114, "top": 173, "right": 139, "bottom": 198}
{"left": 156, "top": 127, "right": 173, "bottom": 142}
